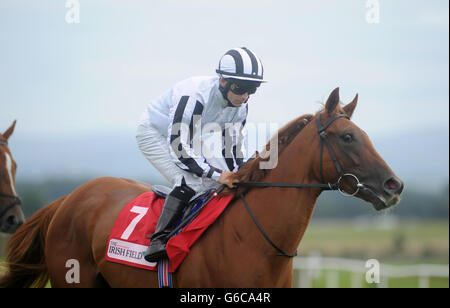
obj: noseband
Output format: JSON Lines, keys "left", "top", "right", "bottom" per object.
{"left": 235, "top": 113, "right": 365, "bottom": 257}
{"left": 0, "top": 140, "right": 23, "bottom": 221}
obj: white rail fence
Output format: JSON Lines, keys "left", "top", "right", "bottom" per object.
{"left": 293, "top": 255, "right": 449, "bottom": 288}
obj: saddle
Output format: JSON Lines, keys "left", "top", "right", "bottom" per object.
{"left": 105, "top": 185, "right": 234, "bottom": 273}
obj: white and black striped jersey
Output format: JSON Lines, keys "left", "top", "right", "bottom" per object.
{"left": 143, "top": 76, "right": 248, "bottom": 181}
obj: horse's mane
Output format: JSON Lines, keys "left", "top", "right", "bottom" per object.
{"left": 224, "top": 113, "right": 314, "bottom": 196}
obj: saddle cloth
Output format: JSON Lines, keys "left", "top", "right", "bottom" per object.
{"left": 105, "top": 189, "right": 234, "bottom": 273}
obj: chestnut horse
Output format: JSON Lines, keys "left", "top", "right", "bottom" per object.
{"left": 0, "top": 88, "right": 403, "bottom": 288}
{"left": 0, "top": 121, "right": 24, "bottom": 234}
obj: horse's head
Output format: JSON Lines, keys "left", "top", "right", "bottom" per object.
{"left": 0, "top": 120, "right": 25, "bottom": 233}
{"left": 315, "top": 88, "right": 404, "bottom": 210}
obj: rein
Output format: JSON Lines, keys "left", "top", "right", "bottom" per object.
{"left": 0, "top": 140, "right": 22, "bottom": 221}
{"left": 235, "top": 113, "right": 365, "bottom": 258}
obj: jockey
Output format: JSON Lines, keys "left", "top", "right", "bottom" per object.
{"left": 136, "top": 47, "right": 266, "bottom": 262}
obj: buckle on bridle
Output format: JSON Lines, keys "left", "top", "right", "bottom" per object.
{"left": 337, "top": 173, "right": 364, "bottom": 197}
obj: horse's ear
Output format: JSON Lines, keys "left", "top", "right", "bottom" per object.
{"left": 325, "top": 87, "right": 340, "bottom": 115}
{"left": 343, "top": 94, "right": 358, "bottom": 118}
{"left": 3, "top": 120, "right": 17, "bottom": 140}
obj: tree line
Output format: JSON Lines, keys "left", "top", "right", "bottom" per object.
{"left": 16, "top": 178, "right": 449, "bottom": 220}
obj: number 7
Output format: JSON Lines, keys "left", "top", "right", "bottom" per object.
{"left": 120, "top": 206, "right": 149, "bottom": 240}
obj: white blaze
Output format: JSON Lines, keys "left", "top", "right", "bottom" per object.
{"left": 4, "top": 152, "right": 17, "bottom": 195}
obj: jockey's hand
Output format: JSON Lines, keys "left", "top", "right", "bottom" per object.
{"left": 219, "top": 171, "right": 239, "bottom": 189}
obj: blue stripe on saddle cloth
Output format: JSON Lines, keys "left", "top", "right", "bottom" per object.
{"left": 158, "top": 258, "right": 172, "bottom": 288}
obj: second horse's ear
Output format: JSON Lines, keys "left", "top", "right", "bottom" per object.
{"left": 3, "top": 120, "right": 17, "bottom": 140}
{"left": 343, "top": 94, "right": 358, "bottom": 119}
{"left": 325, "top": 87, "right": 340, "bottom": 115}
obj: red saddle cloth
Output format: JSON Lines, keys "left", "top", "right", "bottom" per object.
{"left": 105, "top": 191, "right": 234, "bottom": 273}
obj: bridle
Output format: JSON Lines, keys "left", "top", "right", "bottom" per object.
{"left": 235, "top": 113, "right": 365, "bottom": 258}
{"left": 316, "top": 113, "right": 364, "bottom": 197}
{"left": 0, "top": 140, "right": 22, "bottom": 221}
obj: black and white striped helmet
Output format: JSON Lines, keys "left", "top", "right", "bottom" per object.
{"left": 216, "top": 47, "right": 267, "bottom": 82}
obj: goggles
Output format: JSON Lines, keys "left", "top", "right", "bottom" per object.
{"left": 228, "top": 80, "right": 260, "bottom": 95}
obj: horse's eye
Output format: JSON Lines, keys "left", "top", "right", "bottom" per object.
{"left": 341, "top": 133, "right": 353, "bottom": 143}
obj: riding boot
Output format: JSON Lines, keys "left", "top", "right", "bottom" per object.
{"left": 144, "top": 184, "right": 195, "bottom": 263}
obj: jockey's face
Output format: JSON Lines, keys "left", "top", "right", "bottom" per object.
{"left": 220, "top": 78, "right": 256, "bottom": 107}
{"left": 227, "top": 89, "right": 249, "bottom": 107}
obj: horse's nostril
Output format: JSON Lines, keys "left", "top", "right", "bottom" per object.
{"left": 6, "top": 215, "right": 16, "bottom": 226}
{"left": 387, "top": 179, "right": 397, "bottom": 189}
{"left": 384, "top": 177, "right": 403, "bottom": 194}
{"left": 6, "top": 214, "right": 23, "bottom": 227}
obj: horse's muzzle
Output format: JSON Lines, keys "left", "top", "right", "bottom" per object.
{"left": 358, "top": 175, "right": 404, "bottom": 211}
{"left": 0, "top": 209, "right": 25, "bottom": 233}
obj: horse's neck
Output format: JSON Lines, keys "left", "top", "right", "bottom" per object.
{"left": 189, "top": 131, "right": 322, "bottom": 286}
{"left": 251, "top": 135, "right": 322, "bottom": 253}
{"left": 229, "top": 130, "right": 321, "bottom": 260}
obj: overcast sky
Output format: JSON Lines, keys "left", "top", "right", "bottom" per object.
{"left": 1, "top": 0, "right": 448, "bottom": 140}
